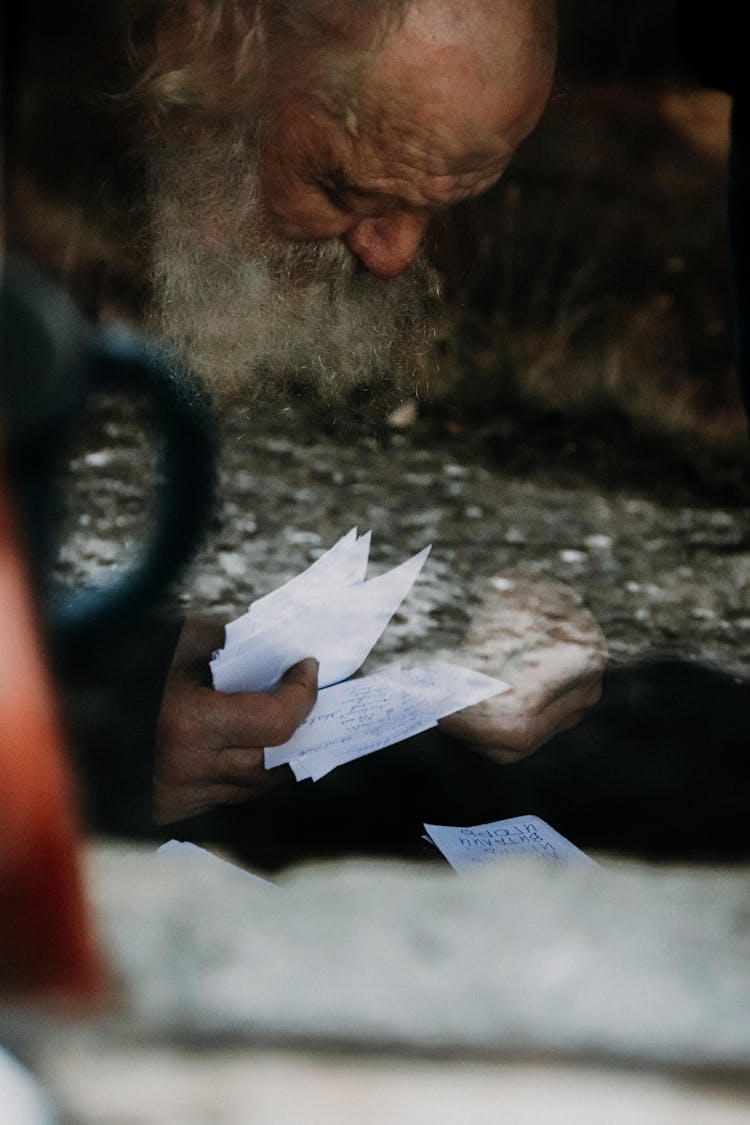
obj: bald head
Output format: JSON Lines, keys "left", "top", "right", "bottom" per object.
{"left": 259, "top": 0, "right": 555, "bottom": 62}
{"left": 260, "top": 0, "right": 555, "bottom": 121}
{"left": 370, "top": 0, "right": 557, "bottom": 168}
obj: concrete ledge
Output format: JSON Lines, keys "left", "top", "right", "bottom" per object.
{"left": 74, "top": 842, "right": 750, "bottom": 1071}
{"left": 34, "top": 1048, "right": 750, "bottom": 1125}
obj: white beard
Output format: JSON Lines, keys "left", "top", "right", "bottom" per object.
{"left": 146, "top": 127, "right": 439, "bottom": 403}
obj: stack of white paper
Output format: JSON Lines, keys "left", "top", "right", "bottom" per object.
{"left": 424, "top": 815, "right": 597, "bottom": 872}
{"left": 211, "top": 530, "right": 510, "bottom": 782}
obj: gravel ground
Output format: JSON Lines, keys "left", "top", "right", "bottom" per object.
{"left": 55, "top": 396, "right": 750, "bottom": 679}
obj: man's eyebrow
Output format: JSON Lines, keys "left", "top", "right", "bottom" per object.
{"left": 326, "top": 163, "right": 506, "bottom": 211}
{"left": 327, "top": 167, "right": 435, "bottom": 212}
{"left": 328, "top": 167, "right": 392, "bottom": 200}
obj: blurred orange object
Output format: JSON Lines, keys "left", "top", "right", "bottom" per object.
{"left": 0, "top": 464, "right": 103, "bottom": 1001}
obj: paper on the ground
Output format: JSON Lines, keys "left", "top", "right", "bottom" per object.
{"left": 265, "top": 661, "right": 510, "bottom": 782}
{"left": 156, "top": 840, "right": 277, "bottom": 888}
{"left": 211, "top": 529, "right": 431, "bottom": 693}
{"left": 423, "top": 815, "right": 596, "bottom": 872}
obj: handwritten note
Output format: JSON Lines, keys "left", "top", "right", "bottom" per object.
{"left": 264, "top": 661, "right": 508, "bottom": 781}
{"left": 424, "top": 815, "right": 596, "bottom": 872}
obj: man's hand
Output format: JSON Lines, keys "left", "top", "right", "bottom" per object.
{"left": 153, "top": 615, "right": 318, "bottom": 825}
{"left": 438, "top": 572, "right": 607, "bottom": 764}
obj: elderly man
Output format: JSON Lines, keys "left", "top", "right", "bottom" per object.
{"left": 132, "top": 0, "right": 604, "bottom": 827}
{"left": 7, "top": 0, "right": 605, "bottom": 831}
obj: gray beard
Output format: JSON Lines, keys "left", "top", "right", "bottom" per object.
{"left": 146, "top": 129, "right": 440, "bottom": 404}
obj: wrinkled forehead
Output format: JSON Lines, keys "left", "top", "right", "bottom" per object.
{"left": 353, "top": 0, "right": 556, "bottom": 173}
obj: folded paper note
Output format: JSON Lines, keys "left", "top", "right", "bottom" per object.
{"left": 424, "top": 815, "right": 596, "bottom": 872}
{"left": 212, "top": 530, "right": 510, "bottom": 781}
{"left": 211, "top": 529, "right": 430, "bottom": 693}
{"left": 266, "top": 661, "right": 507, "bottom": 781}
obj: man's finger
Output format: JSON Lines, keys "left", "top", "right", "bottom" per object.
{"left": 168, "top": 615, "right": 227, "bottom": 681}
{"left": 278, "top": 657, "right": 320, "bottom": 695}
{"left": 217, "top": 746, "right": 294, "bottom": 786}
{"left": 266, "top": 657, "right": 319, "bottom": 743}
{"left": 208, "top": 658, "right": 319, "bottom": 747}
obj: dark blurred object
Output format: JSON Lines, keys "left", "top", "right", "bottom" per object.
{"left": 0, "top": 1, "right": 145, "bottom": 319}
{"left": 727, "top": 99, "right": 750, "bottom": 426}
{"left": 557, "top": 0, "right": 684, "bottom": 83}
{"left": 0, "top": 2, "right": 214, "bottom": 998}
{"left": 0, "top": 0, "right": 103, "bottom": 1006}
{"left": 0, "top": 463, "right": 104, "bottom": 1001}
{"left": 0, "top": 252, "right": 216, "bottom": 650}
{"left": 676, "top": 0, "right": 750, "bottom": 426}
{"left": 676, "top": 0, "right": 747, "bottom": 98}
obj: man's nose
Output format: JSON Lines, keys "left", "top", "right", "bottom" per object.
{"left": 343, "top": 213, "right": 429, "bottom": 279}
